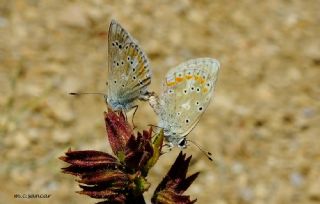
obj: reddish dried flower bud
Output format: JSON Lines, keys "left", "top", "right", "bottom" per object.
{"left": 60, "top": 149, "right": 120, "bottom": 176}
{"left": 124, "top": 129, "right": 153, "bottom": 172}
{"left": 152, "top": 152, "right": 199, "bottom": 204}
{"left": 60, "top": 149, "right": 129, "bottom": 203}
{"left": 104, "top": 109, "right": 133, "bottom": 157}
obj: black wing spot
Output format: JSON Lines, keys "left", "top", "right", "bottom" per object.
{"left": 183, "top": 89, "right": 187, "bottom": 94}
{"left": 185, "top": 119, "right": 189, "bottom": 123}
{"left": 133, "top": 76, "right": 136, "bottom": 80}
{"left": 114, "top": 80, "right": 117, "bottom": 84}
{"left": 133, "top": 68, "right": 136, "bottom": 72}
{"left": 122, "top": 84, "right": 125, "bottom": 87}
{"left": 119, "top": 44, "right": 122, "bottom": 49}
{"left": 198, "top": 107, "right": 203, "bottom": 111}
{"left": 196, "top": 101, "right": 199, "bottom": 105}
{"left": 196, "top": 88, "right": 201, "bottom": 92}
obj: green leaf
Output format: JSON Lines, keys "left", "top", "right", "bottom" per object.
{"left": 145, "top": 129, "right": 164, "bottom": 171}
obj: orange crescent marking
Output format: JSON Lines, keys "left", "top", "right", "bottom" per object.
{"left": 175, "top": 77, "right": 184, "bottom": 83}
{"left": 199, "top": 77, "right": 205, "bottom": 84}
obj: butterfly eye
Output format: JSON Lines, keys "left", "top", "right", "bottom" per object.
{"left": 178, "top": 138, "right": 186, "bottom": 147}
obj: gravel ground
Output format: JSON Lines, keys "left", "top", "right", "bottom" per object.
{"left": 1, "top": 0, "right": 319, "bottom": 203}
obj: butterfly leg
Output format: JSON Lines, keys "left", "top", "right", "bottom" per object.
{"left": 161, "top": 143, "right": 173, "bottom": 155}
{"left": 131, "top": 105, "right": 138, "bottom": 129}
{"left": 119, "top": 110, "right": 128, "bottom": 121}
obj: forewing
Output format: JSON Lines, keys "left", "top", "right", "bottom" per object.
{"left": 159, "top": 58, "right": 220, "bottom": 137}
{"left": 107, "top": 20, "right": 151, "bottom": 102}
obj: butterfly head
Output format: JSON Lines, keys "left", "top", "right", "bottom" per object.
{"left": 177, "top": 137, "right": 188, "bottom": 149}
{"left": 164, "top": 130, "right": 188, "bottom": 149}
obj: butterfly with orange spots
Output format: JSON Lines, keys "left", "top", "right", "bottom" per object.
{"left": 149, "top": 58, "right": 220, "bottom": 149}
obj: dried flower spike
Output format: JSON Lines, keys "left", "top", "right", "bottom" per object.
{"left": 60, "top": 109, "right": 199, "bottom": 204}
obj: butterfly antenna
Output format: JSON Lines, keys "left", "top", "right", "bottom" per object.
{"left": 187, "top": 139, "right": 213, "bottom": 161}
{"left": 69, "top": 92, "right": 107, "bottom": 97}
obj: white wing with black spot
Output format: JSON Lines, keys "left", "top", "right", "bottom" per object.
{"left": 157, "top": 58, "right": 220, "bottom": 139}
{"left": 106, "top": 20, "right": 151, "bottom": 111}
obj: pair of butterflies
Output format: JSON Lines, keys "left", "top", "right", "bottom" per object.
{"left": 105, "top": 20, "right": 220, "bottom": 150}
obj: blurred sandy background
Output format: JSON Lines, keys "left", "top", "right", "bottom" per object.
{"left": 1, "top": 0, "right": 320, "bottom": 203}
